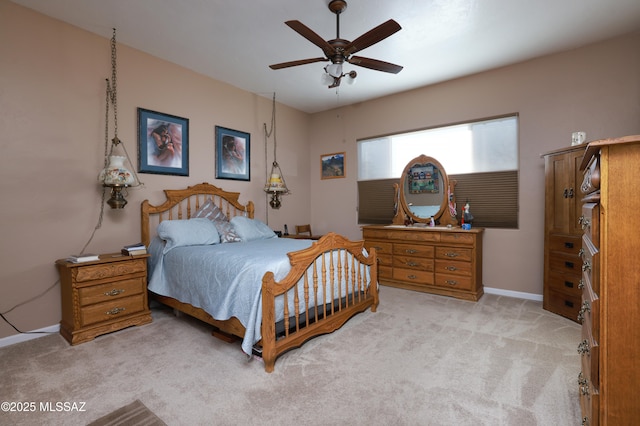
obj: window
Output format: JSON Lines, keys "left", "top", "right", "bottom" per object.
{"left": 357, "top": 115, "right": 519, "bottom": 228}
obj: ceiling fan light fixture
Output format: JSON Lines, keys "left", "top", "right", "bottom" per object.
{"left": 326, "top": 63, "right": 343, "bottom": 78}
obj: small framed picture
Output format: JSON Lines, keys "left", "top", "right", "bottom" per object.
{"left": 138, "top": 108, "right": 189, "bottom": 176}
{"left": 321, "top": 152, "right": 346, "bottom": 179}
{"left": 215, "top": 126, "right": 250, "bottom": 181}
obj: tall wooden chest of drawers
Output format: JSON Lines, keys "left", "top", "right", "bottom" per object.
{"left": 56, "top": 254, "right": 152, "bottom": 345}
{"left": 543, "top": 145, "right": 586, "bottom": 322}
{"left": 362, "top": 225, "right": 483, "bottom": 301}
{"left": 577, "top": 135, "right": 640, "bottom": 425}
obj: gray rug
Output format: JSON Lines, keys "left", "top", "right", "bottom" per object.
{"left": 87, "top": 400, "right": 166, "bottom": 426}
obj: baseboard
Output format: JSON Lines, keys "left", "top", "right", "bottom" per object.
{"left": 0, "top": 324, "right": 60, "bottom": 348}
{"left": 484, "top": 287, "right": 543, "bottom": 302}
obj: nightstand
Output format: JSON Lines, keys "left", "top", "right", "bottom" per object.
{"left": 55, "top": 253, "right": 152, "bottom": 345}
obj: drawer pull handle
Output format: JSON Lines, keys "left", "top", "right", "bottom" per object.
{"left": 445, "top": 266, "right": 458, "bottom": 271}
{"left": 564, "top": 280, "right": 574, "bottom": 288}
{"left": 564, "top": 242, "right": 574, "bottom": 249}
{"left": 106, "top": 307, "right": 126, "bottom": 316}
{"left": 445, "top": 252, "right": 459, "bottom": 258}
{"left": 582, "top": 261, "right": 591, "bottom": 272}
{"left": 405, "top": 249, "right": 418, "bottom": 254}
{"left": 445, "top": 280, "right": 458, "bottom": 286}
{"left": 406, "top": 261, "right": 419, "bottom": 267}
{"left": 577, "top": 340, "right": 590, "bottom": 356}
{"left": 564, "top": 261, "right": 574, "bottom": 269}
{"left": 407, "top": 275, "right": 417, "bottom": 280}
{"left": 104, "top": 289, "right": 125, "bottom": 297}
{"left": 577, "top": 301, "right": 591, "bottom": 323}
{"left": 577, "top": 372, "right": 590, "bottom": 397}
{"left": 580, "top": 217, "right": 591, "bottom": 230}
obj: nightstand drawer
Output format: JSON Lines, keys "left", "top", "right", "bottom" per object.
{"left": 74, "top": 257, "right": 147, "bottom": 282}
{"left": 78, "top": 277, "right": 145, "bottom": 306}
{"left": 80, "top": 294, "right": 146, "bottom": 327}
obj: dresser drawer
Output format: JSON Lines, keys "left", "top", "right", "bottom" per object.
{"left": 546, "top": 288, "right": 580, "bottom": 320}
{"left": 580, "top": 203, "right": 600, "bottom": 247}
{"left": 77, "top": 277, "right": 145, "bottom": 306}
{"left": 434, "top": 273, "right": 473, "bottom": 291}
{"left": 435, "top": 259, "right": 472, "bottom": 277}
{"left": 548, "top": 234, "right": 582, "bottom": 256}
{"left": 80, "top": 294, "right": 146, "bottom": 327}
{"left": 364, "top": 241, "right": 392, "bottom": 256}
{"left": 392, "top": 268, "right": 434, "bottom": 285}
{"left": 435, "top": 246, "right": 472, "bottom": 262}
{"left": 548, "top": 270, "right": 582, "bottom": 297}
{"left": 580, "top": 317, "right": 600, "bottom": 389}
{"left": 74, "top": 257, "right": 147, "bottom": 282}
{"left": 581, "top": 234, "right": 599, "bottom": 295}
{"left": 549, "top": 252, "right": 581, "bottom": 275}
{"left": 378, "top": 265, "right": 392, "bottom": 279}
{"left": 393, "top": 243, "right": 434, "bottom": 258}
{"left": 393, "top": 255, "right": 433, "bottom": 271}
{"left": 578, "top": 374, "right": 599, "bottom": 426}
{"left": 440, "top": 232, "right": 475, "bottom": 245}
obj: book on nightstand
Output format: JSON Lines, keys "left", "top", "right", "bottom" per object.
{"left": 121, "top": 243, "right": 147, "bottom": 256}
{"left": 66, "top": 254, "right": 100, "bottom": 263}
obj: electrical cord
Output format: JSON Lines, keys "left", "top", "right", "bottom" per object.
{"left": 0, "top": 187, "right": 108, "bottom": 335}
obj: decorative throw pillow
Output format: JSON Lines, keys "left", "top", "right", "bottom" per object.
{"left": 194, "top": 198, "right": 241, "bottom": 243}
{"left": 194, "top": 198, "right": 227, "bottom": 222}
{"left": 214, "top": 220, "right": 242, "bottom": 243}
{"left": 157, "top": 218, "right": 220, "bottom": 253}
{"left": 230, "top": 216, "right": 276, "bottom": 242}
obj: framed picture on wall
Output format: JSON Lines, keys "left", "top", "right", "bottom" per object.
{"left": 321, "top": 152, "right": 346, "bottom": 179}
{"left": 138, "top": 108, "right": 189, "bottom": 176}
{"left": 215, "top": 126, "right": 250, "bottom": 181}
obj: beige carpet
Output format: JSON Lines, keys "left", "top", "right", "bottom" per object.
{"left": 0, "top": 287, "right": 581, "bottom": 425}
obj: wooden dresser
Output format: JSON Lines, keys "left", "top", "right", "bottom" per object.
{"left": 362, "top": 225, "right": 483, "bottom": 301}
{"left": 542, "top": 145, "right": 586, "bottom": 322}
{"left": 56, "top": 254, "right": 152, "bottom": 345}
{"left": 577, "top": 135, "right": 640, "bottom": 425}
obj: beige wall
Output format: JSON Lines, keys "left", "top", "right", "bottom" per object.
{"left": 0, "top": 1, "right": 310, "bottom": 339}
{"left": 1, "top": 0, "right": 639, "bottom": 340}
{"left": 308, "top": 31, "right": 640, "bottom": 294}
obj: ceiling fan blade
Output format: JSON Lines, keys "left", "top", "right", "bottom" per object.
{"left": 344, "top": 19, "right": 402, "bottom": 56}
{"left": 348, "top": 56, "right": 403, "bottom": 74}
{"left": 285, "top": 20, "right": 335, "bottom": 56}
{"left": 269, "top": 57, "right": 329, "bottom": 70}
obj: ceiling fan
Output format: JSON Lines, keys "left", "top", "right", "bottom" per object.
{"left": 269, "top": 0, "right": 403, "bottom": 88}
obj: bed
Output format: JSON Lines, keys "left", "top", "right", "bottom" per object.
{"left": 141, "top": 182, "right": 378, "bottom": 372}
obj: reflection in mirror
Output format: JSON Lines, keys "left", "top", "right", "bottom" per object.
{"left": 393, "top": 154, "right": 458, "bottom": 226}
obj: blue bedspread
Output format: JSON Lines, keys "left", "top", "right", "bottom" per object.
{"left": 147, "top": 237, "right": 315, "bottom": 355}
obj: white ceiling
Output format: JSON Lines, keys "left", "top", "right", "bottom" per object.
{"left": 11, "top": 0, "right": 640, "bottom": 113}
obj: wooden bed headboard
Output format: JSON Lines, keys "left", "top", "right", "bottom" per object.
{"left": 141, "top": 182, "right": 255, "bottom": 247}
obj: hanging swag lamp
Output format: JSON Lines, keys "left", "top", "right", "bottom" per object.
{"left": 263, "top": 93, "right": 289, "bottom": 209}
{"left": 98, "top": 28, "right": 140, "bottom": 208}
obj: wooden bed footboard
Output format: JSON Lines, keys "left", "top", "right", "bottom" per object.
{"left": 261, "top": 232, "right": 378, "bottom": 373}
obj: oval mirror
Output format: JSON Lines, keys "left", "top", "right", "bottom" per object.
{"left": 399, "top": 155, "right": 450, "bottom": 224}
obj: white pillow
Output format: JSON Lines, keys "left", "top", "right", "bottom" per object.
{"left": 230, "top": 216, "right": 276, "bottom": 242}
{"left": 157, "top": 218, "right": 220, "bottom": 253}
